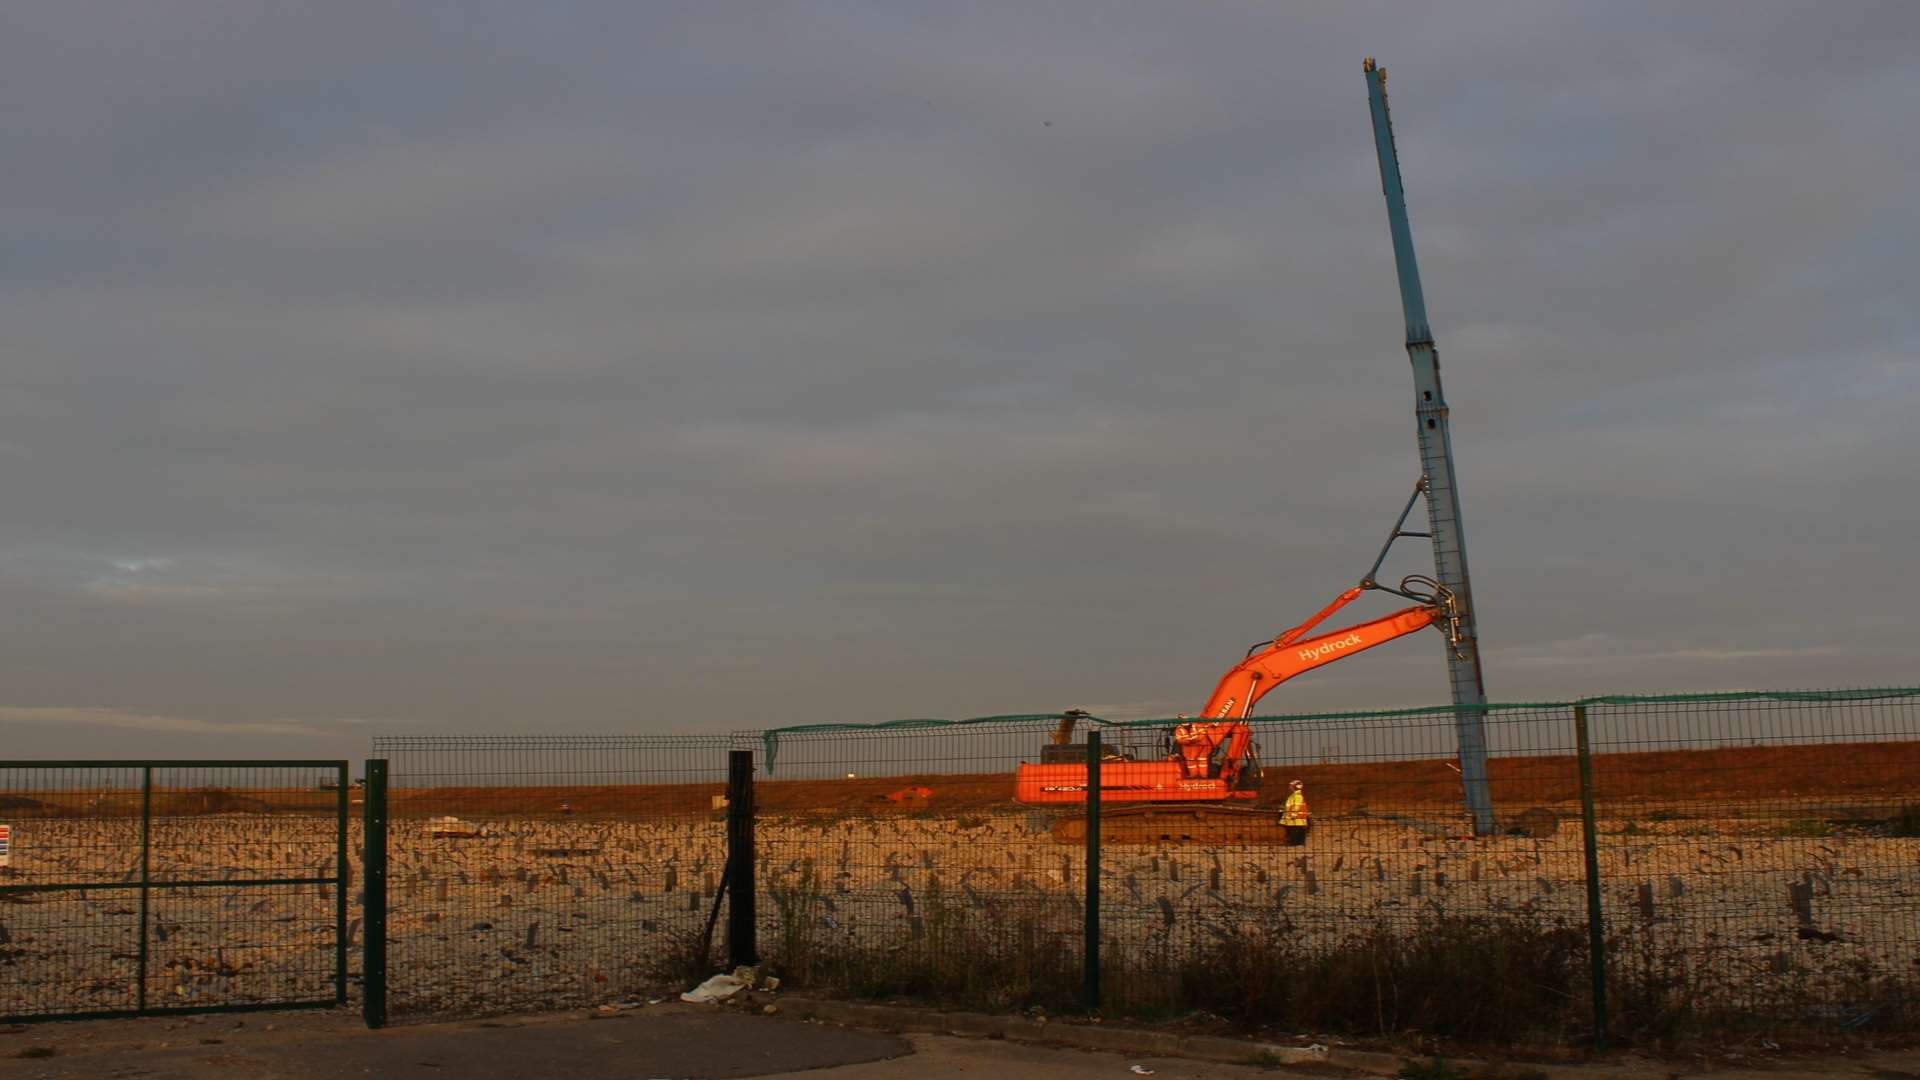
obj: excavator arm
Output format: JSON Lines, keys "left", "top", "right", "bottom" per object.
{"left": 1198, "top": 599, "right": 1443, "bottom": 721}
{"left": 1020, "top": 482, "right": 1458, "bottom": 808}
{"left": 1169, "top": 584, "right": 1449, "bottom": 790}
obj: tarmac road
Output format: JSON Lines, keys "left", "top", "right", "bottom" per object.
{"left": 7, "top": 1004, "right": 1920, "bottom": 1080}
{"left": 4, "top": 1005, "right": 905, "bottom": 1079}
{"left": 0, "top": 1005, "right": 1285, "bottom": 1080}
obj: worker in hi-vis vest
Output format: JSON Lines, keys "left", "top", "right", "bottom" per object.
{"left": 1281, "top": 779, "right": 1310, "bottom": 846}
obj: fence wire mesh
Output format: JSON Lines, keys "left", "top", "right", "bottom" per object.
{"left": 0, "top": 761, "right": 348, "bottom": 1022}
{"left": 358, "top": 689, "right": 1918, "bottom": 1038}
{"left": 1093, "top": 704, "right": 1584, "bottom": 1037}
{"left": 1582, "top": 692, "right": 1920, "bottom": 1033}
{"left": 745, "top": 688, "right": 1919, "bottom": 1040}
{"left": 370, "top": 734, "right": 734, "bottom": 1021}
{"left": 753, "top": 719, "right": 1086, "bottom": 1013}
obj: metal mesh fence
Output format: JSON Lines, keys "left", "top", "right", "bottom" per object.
{"left": 752, "top": 719, "right": 1086, "bottom": 1013}
{"left": 743, "top": 688, "right": 1920, "bottom": 1040}
{"left": 371, "top": 734, "right": 735, "bottom": 1021}
{"left": 357, "top": 689, "right": 1919, "bottom": 1037}
{"left": 1582, "top": 691, "right": 1920, "bottom": 1033}
{"left": 1094, "top": 703, "right": 1584, "bottom": 1033}
{"left": 0, "top": 761, "right": 348, "bottom": 1022}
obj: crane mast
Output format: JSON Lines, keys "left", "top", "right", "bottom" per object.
{"left": 1362, "top": 58, "right": 1497, "bottom": 837}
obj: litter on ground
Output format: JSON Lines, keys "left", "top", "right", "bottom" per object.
{"left": 679, "top": 973, "right": 747, "bottom": 1004}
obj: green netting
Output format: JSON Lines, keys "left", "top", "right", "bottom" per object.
{"left": 756, "top": 687, "right": 1920, "bottom": 775}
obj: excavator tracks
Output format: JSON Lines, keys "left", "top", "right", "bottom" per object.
{"left": 1046, "top": 803, "right": 1289, "bottom": 845}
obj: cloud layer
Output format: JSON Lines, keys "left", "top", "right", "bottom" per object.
{"left": 2, "top": 4, "right": 1916, "bottom": 759}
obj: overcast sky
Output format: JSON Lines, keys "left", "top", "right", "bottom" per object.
{"left": 3, "top": 3, "right": 1916, "bottom": 761}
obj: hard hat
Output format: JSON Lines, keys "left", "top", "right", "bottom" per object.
{"left": 1290, "top": 779, "right": 1303, "bottom": 788}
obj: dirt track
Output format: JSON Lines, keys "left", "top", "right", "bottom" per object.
{"left": 386, "top": 739, "right": 1920, "bottom": 819}
{"left": 7, "top": 742, "right": 1910, "bottom": 822}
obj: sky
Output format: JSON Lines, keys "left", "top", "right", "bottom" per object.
{"left": 3, "top": 3, "right": 1916, "bottom": 761}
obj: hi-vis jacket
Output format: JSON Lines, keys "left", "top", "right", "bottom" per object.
{"left": 1282, "top": 790, "right": 1310, "bottom": 826}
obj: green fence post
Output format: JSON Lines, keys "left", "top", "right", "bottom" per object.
{"left": 726, "top": 750, "right": 757, "bottom": 969}
{"left": 1084, "top": 731, "right": 1101, "bottom": 1013}
{"left": 1574, "top": 706, "right": 1609, "bottom": 1050}
{"left": 136, "top": 765, "right": 152, "bottom": 1013}
{"left": 363, "top": 760, "right": 388, "bottom": 1029}
{"left": 334, "top": 762, "right": 349, "bottom": 1006}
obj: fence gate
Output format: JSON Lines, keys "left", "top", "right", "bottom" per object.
{"left": 0, "top": 760, "right": 351, "bottom": 1022}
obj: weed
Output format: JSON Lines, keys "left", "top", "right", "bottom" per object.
{"left": 16, "top": 1047, "right": 56, "bottom": 1059}
{"left": 767, "top": 859, "right": 824, "bottom": 985}
{"left": 1135, "top": 903, "right": 1588, "bottom": 1042}
{"left": 645, "top": 925, "right": 720, "bottom": 987}
{"left": 1890, "top": 804, "right": 1920, "bottom": 838}
{"left": 1605, "top": 920, "right": 1714, "bottom": 1043}
{"left": 767, "top": 880, "right": 1079, "bottom": 1015}
{"left": 1777, "top": 819, "right": 1830, "bottom": 839}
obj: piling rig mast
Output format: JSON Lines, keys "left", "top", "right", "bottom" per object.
{"left": 1363, "top": 58, "right": 1496, "bottom": 836}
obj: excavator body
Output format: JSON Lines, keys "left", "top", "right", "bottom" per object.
{"left": 1015, "top": 762, "right": 1258, "bottom": 805}
{"left": 1015, "top": 574, "right": 1453, "bottom": 843}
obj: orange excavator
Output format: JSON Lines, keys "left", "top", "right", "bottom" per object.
{"left": 1017, "top": 481, "right": 1463, "bottom": 841}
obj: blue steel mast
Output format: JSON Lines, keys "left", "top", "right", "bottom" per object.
{"left": 1362, "top": 58, "right": 1496, "bottom": 837}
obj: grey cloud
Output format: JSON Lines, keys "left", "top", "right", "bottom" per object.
{"left": 0, "top": 707, "right": 327, "bottom": 738}
{"left": 1, "top": 3, "right": 1915, "bottom": 756}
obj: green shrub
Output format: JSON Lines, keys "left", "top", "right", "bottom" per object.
{"left": 767, "top": 859, "right": 825, "bottom": 985}
{"left": 1143, "top": 905, "right": 1588, "bottom": 1042}
{"left": 764, "top": 871, "right": 1080, "bottom": 1015}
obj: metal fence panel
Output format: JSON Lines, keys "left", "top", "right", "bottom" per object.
{"left": 1581, "top": 691, "right": 1920, "bottom": 1033}
{"left": 1095, "top": 703, "right": 1584, "bottom": 1038}
{"left": 0, "top": 760, "right": 349, "bottom": 1022}
{"left": 751, "top": 718, "right": 1088, "bottom": 1015}
{"left": 738, "top": 687, "right": 1919, "bottom": 1040}
{"left": 370, "top": 733, "right": 735, "bottom": 1022}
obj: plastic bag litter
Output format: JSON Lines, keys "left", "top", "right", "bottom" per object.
{"left": 679, "top": 973, "right": 748, "bottom": 1004}
{"left": 1129, "top": 1067, "right": 1156, "bottom": 1075}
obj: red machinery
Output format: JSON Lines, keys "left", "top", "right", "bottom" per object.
{"left": 1016, "top": 485, "right": 1461, "bottom": 838}
{"left": 1015, "top": 584, "right": 1447, "bottom": 806}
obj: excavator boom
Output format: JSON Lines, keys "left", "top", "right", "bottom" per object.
{"left": 1015, "top": 582, "right": 1447, "bottom": 830}
{"left": 1014, "top": 481, "right": 1457, "bottom": 841}
{"left": 1200, "top": 601, "right": 1442, "bottom": 721}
